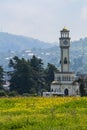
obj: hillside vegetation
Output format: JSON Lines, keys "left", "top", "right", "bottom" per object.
{"left": 0, "top": 97, "right": 87, "bottom": 130}
{"left": 0, "top": 32, "right": 87, "bottom": 72}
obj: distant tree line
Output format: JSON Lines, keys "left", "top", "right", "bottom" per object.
{"left": 0, "top": 55, "right": 87, "bottom": 96}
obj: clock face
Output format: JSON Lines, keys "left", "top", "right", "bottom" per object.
{"left": 63, "top": 40, "right": 68, "bottom": 45}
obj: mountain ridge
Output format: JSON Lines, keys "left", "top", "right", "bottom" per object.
{"left": 0, "top": 32, "right": 87, "bottom": 73}
{"left": 0, "top": 32, "right": 54, "bottom": 52}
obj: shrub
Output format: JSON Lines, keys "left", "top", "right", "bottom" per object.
{"left": 0, "top": 90, "right": 7, "bottom": 97}
{"left": 22, "top": 93, "right": 30, "bottom": 97}
{"left": 8, "top": 91, "right": 19, "bottom": 97}
{"left": 22, "top": 93, "right": 37, "bottom": 97}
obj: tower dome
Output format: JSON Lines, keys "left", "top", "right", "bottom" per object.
{"left": 62, "top": 27, "right": 69, "bottom": 32}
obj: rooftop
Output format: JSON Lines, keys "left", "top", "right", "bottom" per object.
{"left": 61, "top": 27, "right": 69, "bottom": 32}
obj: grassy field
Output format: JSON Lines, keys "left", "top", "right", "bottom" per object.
{"left": 0, "top": 97, "right": 87, "bottom": 130}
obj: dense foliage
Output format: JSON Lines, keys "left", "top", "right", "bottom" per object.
{"left": 8, "top": 56, "right": 58, "bottom": 95}
{"left": 0, "top": 66, "right": 4, "bottom": 89}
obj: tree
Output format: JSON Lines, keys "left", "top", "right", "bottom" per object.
{"left": 44, "top": 63, "right": 59, "bottom": 91}
{"left": 30, "top": 55, "right": 45, "bottom": 95}
{"left": 78, "top": 77, "right": 85, "bottom": 96}
{"left": 80, "top": 82, "right": 85, "bottom": 96}
{"left": 9, "top": 56, "right": 45, "bottom": 95}
{"left": 30, "top": 55, "right": 43, "bottom": 72}
{"left": 0, "top": 66, "right": 4, "bottom": 89}
{"left": 9, "top": 56, "right": 36, "bottom": 94}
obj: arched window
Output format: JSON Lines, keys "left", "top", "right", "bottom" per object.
{"left": 64, "top": 57, "right": 67, "bottom": 64}
{"left": 64, "top": 89, "right": 69, "bottom": 96}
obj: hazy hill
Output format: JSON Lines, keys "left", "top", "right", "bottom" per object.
{"left": 0, "top": 32, "right": 87, "bottom": 73}
{"left": 0, "top": 32, "right": 53, "bottom": 52}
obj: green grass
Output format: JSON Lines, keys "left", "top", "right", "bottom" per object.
{"left": 0, "top": 97, "right": 87, "bottom": 130}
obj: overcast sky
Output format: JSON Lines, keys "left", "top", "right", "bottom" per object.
{"left": 0, "top": 0, "right": 87, "bottom": 43}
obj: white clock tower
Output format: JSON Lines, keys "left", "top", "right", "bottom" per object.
{"left": 43, "top": 27, "right": 80, "bottom": 97}
{"left": 59, "top": 27, "right": 70, "bottom": 72}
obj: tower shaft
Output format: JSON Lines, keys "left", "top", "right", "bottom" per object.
{"left": 59, "top": 27, "right": 70, "bottom": 72}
